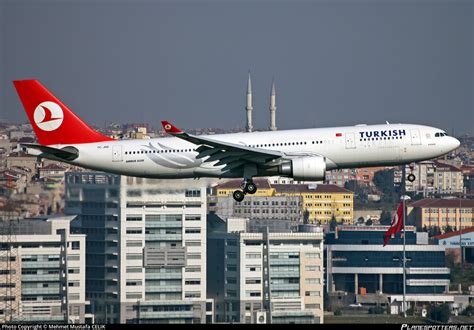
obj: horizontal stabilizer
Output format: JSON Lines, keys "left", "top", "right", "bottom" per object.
{"left": 21, "top": 143, "right": 79, "bottom": 161}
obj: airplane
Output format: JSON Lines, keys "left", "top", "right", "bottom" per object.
{"left": 13, "top": 80, "right": 460, "bottom": 202}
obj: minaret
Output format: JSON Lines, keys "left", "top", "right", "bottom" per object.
{"left": 269, "top": 78, "right": 277, "bottom": 131}
{"left": 245, "top": 72, "right": 254, "bottom": 132}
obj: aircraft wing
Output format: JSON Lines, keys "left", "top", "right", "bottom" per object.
{"left": 161, "top": 121, "right": 284, "bottom": 172}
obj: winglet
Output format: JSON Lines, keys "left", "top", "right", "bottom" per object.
{"left": 161, "top": 120, "right": 184, "bottom": 135}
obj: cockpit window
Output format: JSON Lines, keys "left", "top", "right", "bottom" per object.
{"left": 435, "top": 132, "right": 448, "bottom": 137}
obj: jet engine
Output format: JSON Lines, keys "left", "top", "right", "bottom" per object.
{"left": 279, "top": 156, "right": 326, "bottom": 181}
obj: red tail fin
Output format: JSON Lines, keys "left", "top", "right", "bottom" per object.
{"left": 13, "top": 80, "right": 113, "bottom": 145}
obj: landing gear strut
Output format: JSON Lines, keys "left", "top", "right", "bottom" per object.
{"left": 407, "top": 163, "right": 416, "bottom": 183}
{"left": 233, "top": 179, "right": 258, "bottom": 202}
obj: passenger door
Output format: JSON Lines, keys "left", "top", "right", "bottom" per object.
{"left": 112, "top": 145, "right": 123, "bottom": 162}
{"left": 410, "top": 129, "right": 421, "bottom": 145}
{"left": 345, "top": 133, "right": 356, "bottom": 149}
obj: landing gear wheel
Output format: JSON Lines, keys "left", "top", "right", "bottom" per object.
{"left": 233, "top": 190, "right": 245, "bottom": 202}
{"left": 407, "top": 174, "right": 416, "bottom": 182}
{"left": 244, "top": 182, "right": 257, "bottom": 194}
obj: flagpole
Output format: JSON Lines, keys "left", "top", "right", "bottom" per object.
{"left": 403, "top": 196, "right": 406, "bottom": 318}
{"left": 401, "top": 195, "right": 411, "bottom": 318}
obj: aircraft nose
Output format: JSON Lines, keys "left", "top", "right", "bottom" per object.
{"left": 450, "top": 137, "right": 460, "bottom": 150}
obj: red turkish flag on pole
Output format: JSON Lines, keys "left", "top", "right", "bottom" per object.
{"left": 383, "top": 202, "right": 404, "bottom": 246}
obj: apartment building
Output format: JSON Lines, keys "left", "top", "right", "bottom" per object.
{"left": 65, "top": 172, "right": 212, "bottom": 324}
{"left": 0, "top": 215, "right": 88, "bottom": 323}
{"left": 408, "top": 198, "right": 474, "bottom": 231}
{"left": 208, "top": 218, "right": 324, "bottom": 324}
{"left": 213, "top": 179, "right": 354, "bottom": 225}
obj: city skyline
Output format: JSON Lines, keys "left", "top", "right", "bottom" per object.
{"left": 0, "top": 1, "right": 473, "bottom": 135}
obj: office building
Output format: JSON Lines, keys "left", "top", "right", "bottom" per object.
{"left": 325, "top": 226, "right": 450, "bottom": 313}
{"left": 434, "top": 227, "right": 474, "bottom": 264}
{"left": 65, "top": 172, "right": 212, "bottom": 324}
{"left": 0, "top": 215, "right": 88, "bottom": 323}
{"left": 208, "top": 218, "right": 324, "bottom": 324}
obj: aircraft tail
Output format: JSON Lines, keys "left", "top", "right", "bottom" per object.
{"left": 13, "top": 80, "right": 113, "bottom": 145}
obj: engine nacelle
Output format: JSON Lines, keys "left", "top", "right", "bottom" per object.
{"left": 279, "top": 156, "right": 326, "bottom": 181}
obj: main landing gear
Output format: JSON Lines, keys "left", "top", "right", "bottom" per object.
{"left": 407, "top": 163, "right": 416, "bottom": 183}
{"left": 233, "top": 179, "right": 257, "bottom": 202}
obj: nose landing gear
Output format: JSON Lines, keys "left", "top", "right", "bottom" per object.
{"left": 233, "top": 179, "right": 258, "bottom": 202}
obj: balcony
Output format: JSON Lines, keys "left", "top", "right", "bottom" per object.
{"left": 269, "top": 259, "right": 300, "bottom": 266}
{"left": 145, "top": 234, "right": 182, "bottom": 241}
{"left": 145, "top": 285, "right": 182, "bottom": 293}
{"left": 270, "top": 283, "right": 300, "bottom": 291}
{"left": 145, "top": 272, "right": 182, "bottom": 280}
{"left": 22, "top": 274, "right": 60, "bottom": 282}
{"left": 145, "top": 222, "right": 182, "bottom": 229}
{"left": 22, "top": 287, "right": 61, "bottom": 295}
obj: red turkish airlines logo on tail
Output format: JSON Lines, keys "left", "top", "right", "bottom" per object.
{"left": 33, "top": 101, "right": 64, "bottom": 131}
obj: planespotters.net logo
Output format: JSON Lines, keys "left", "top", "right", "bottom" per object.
{"left": 401, "top": 325, "right": 474, "bottom": 330}
{"left": 33, "top": 101, "right": 64, "bottom": 131}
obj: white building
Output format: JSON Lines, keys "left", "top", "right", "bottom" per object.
{"left": 65, "top": 172, "right": 212, "bottom": 324}
{"left": 207, "top": 218, "right": 324, "bottom": 324}
{"left": 0, "top": 215, "right": 89, "bottom": 323}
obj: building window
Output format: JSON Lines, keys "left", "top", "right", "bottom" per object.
{"left": 185, "top": 189, "right": 201, "bottom": 198}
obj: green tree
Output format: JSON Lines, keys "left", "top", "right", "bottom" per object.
{"left": 379, "top": 210, "right": 392, "bottom": 225}
{"left": 444, "top": 225, "right": 454, "bottom": 234}
{"left": 365, "top": 219, "right": 373, "bottom": 226}
{"left": 429, "top": 303, "right": 451, "bottom": 323}
{"left": 357, "top": 217, "right": 365, "bottom": 224}
{"left": 345, "top": 180, "right": 368, "bottom": 204}
{"left": 303, "top": 209, "right": 310, "bottom": 224}
{"left": 329, "top": 215, "right": 338, "bottom": 231}
{"left": 373, "top": 169, "right": 401, "bottom": 203}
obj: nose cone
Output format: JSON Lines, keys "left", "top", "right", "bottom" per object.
{"left": 449, "top": 137, "right": 461, "bottom": 151}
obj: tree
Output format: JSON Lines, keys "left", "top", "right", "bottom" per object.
{"left": 373, "top": 169, "right": 401, "bottom": 203}
{"left": 345, "top": 180, "right": 368, "bottom": 204}
{"left": 303, "top": 209, "right": 310, "bottom": 224}
{"left": 329, "top": 215, "right": 338, "bottom": 231}
{"left": 357, "top": 217, "right": 365, "bottom": 224}
{"left": 365, "top": 219, "right": 373, "bottom": 226}
{"left": 429, "top": 303, "right": 451, "bottom": 323}
{"left": 444, "top": 225, "right": 454, "bottom": 234}
{"left": 379, "top": 210, "right": 392, "bottom": 225}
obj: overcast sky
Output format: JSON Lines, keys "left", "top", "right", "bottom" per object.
{"left": 0, "top": 0, "right": 472, "bottom": 134}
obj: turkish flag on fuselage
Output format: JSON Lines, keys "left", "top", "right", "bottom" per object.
{"left": 383, "top": 202, "right": 404, "bottom": 246}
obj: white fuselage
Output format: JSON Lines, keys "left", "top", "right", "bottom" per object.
{"left": 46, "top": 123, "right": 460, "bottom": 179}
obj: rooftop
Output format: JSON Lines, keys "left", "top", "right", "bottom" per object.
{"left": 273, "top": 183, "right": 352, "bottom": 194}
{"left": 433, "top": 227, "right": 474, "bottom": 240}
{"left": 409, "top": 198, "right": 474, "bottom": 208}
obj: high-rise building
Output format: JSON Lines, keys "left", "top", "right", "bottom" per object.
{"left": 65, "top": 172, "right": 212, "bottom": 324}
{"left": 0, "top": 216, "right": 89, "bottom": 323}
{"left": 207, "top": 218, "right": 324, "bottom": 324}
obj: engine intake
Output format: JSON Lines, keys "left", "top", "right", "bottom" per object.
{"left": 279, "top": 156, "right": 326, "bottom": 181}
